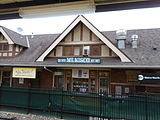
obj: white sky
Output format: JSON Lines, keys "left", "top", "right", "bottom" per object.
{"left": 1, "top": 7, "right": 160, "bottom": 35}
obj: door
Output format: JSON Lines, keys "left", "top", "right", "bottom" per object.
{"left": 54, "top": 76, "right": 63, "bottom": 90}
{"left": 99, "top": 77, "right": 109, "bottom": 94}
{"left": 1, "top": 71, "right": 11, "bottom": 87}
{"left": 99, "top": 71, "right": 110, "bottom": 94}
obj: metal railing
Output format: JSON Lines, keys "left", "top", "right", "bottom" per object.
{"left": 0, "top": 87, "right": 159, "bottom": 120}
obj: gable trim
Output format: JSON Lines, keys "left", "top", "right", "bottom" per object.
{"left": 36, "top": 15, "right": 132, "bottom": 62}
{"left": 0, "top": 27, "right": 14, "bottom": 44}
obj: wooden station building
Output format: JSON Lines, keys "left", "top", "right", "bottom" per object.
{"left": 0, "top": 15, "right": 160, "bottom": 95}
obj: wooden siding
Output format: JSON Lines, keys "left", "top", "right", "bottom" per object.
{"left": 82, "top": 24, "right": 90, "bottom": 42}
{"left": 47, "top": 22, "right": 118, "bottom": 58}
{"left": 55, "top": 46, "right": 62, "bottom": 56}
{"left": 101, "top": 45, "right": 110, "bottom": 57}
{"left": 0, "top": 33, "right": 7, "bottom": 42}
{"left": 73, "top": 23, "right": 81, "bottom": 42}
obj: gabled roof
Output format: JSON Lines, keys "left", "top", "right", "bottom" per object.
{"left": 0, "top": 28, "right": 160, "bottom": 68}
{"left": 0, "top": 26, "right": 28, "bottom": 47}
{"left": 36, "top": 15, "right": 132, "bottom": 62}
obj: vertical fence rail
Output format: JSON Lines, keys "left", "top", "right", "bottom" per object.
{"left": 60, "top": 87, "right": 64, "bottom": 119}
{"left": 0, "top": 86, "right": 1, "bottom": 109}
{"left": 145, "top": 93, "right": 148, "bottom": 120}
{"left": 27, "top": 88, "right": 31, "bottom": 114}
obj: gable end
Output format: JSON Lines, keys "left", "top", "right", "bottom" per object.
{"left": 36, "top": 15, "right": 132, "bottom": 63}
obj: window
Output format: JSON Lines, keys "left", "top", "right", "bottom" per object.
{"left": 19, "top": 78, "right": 24, "bottom": 84}
{"left": 9, "top": 45, "right": 13, "bottom": 51}
{"left": 74, "top": 47, "right": 80, "bottom": 56}
{"left": 91, "top": 45, "right": 101, "bottom": 56}
{"left": 3, "top": 44, "right": 9, "bottom": 51}
{"left": 15, "top": 45, "right": 19, "bottom": 52}
{"left": 83, "top": 46, "right": 90, "bottom": 56}
{"left": 0, "top": 45, "right": 2, "bottom": 50}
{"left": 0, "top": 44, "right": 12, "bottom": 57}
{"left": 0, "top": 34, "right": 5, "bottom": 41}
{"left": 118, "top": 40, "right": 125, "bottom": 49}
{"left": 72, "top": 69, "right": 89, "bottom": 78}
{"left": 0, "top": 44, "right": 9, "bottom": 51}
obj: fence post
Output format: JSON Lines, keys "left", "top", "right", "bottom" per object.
{"left": 48, "top": 90, "right": 51, "bottom": 113}
{"left": 27, "top": 88, "right": 31, "bottom": 114}
{"left": 60, "top": 87, "right": 64, "bottom": 119}
{"left": 0, "top": 86, "right": 1, "bottom": 109}
{"left": 99, "top": 91, "right": 102, "bottom": 119}
{"left": 145, "top": 93, "right": 148, "bottom": 120}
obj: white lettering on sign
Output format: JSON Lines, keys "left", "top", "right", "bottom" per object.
{"left": 57, "top": 57, "right": 101, "bottom": 64}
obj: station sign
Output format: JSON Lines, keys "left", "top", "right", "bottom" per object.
{"left": 137, "top": 73, "right": 160, "bottom": 82}
{"left": 57, "top": 57, "right": 101, "bottom": 64}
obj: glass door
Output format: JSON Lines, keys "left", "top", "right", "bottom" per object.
{"left": 99, "top": 71, "right": 110, "bottom": 94}
{"left": 54, "top": 76, "right": 63, "bottom": 90}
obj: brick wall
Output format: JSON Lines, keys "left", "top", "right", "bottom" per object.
{"left": 12, "top": 78, "right": 30, "bottom": 88}
{"left": 40, "top": 70, "right": 53, "bottom": 89}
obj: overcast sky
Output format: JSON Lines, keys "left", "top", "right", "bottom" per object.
{"left": 1, "top": 7, "right": 160, "bottom": 35}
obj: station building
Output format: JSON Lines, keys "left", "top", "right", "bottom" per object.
{"left": 0, "top": 15, "right": 160, "bottom": 95}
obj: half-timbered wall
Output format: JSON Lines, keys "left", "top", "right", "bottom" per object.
{"left": 0, "top": 33, "right": 24, "bottom": 57}
{"left": 48, "top": 22, "right": 118, "bottom": 58}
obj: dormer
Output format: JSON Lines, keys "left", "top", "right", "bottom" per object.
{"left": 0, "top": 26, "right": 28, "bottom": 57}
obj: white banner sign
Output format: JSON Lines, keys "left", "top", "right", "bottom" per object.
{"left": 13, "top": 67, "right": 36, "bottom": 79}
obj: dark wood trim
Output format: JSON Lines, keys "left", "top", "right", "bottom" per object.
{"left": 90, "top": 30, "right": 92, "bottom": 41}
{"left": 80, "top": 23, "right": 83, "bottom": 41}
{"left": 109, "top": 48, "right": 112, "bottom": 56}
{"left": 71, "top": 31, "right": 74, "bottom": 42}
{"left": 54, "top": 49, "right": 56, "bottom": 56}
{"left": 48, "top": 56, "right": 119, "bottom": 58}
{"left": 59, "top": 43, "right": 104, "bottom": 46}
{"left": 88, "top": 78, "right": 91, "bottom": 93}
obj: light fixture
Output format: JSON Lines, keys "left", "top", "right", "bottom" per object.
{"left": 19, "top": 1, "right": 95, "bottom": 18}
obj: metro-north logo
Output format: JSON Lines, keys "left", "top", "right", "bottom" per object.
{"left": 138, "top": 75, "right": 144, "bottom": 81}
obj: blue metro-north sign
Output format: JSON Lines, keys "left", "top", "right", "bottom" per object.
{"left": 57, "top": 57, "right": 101, "bottom": 64}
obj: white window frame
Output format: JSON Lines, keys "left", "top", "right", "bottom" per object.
{"left": 74, "top": 47, "right": 80, "bottom": 56}
{"left": 83, "top": 46, "right": 90, "bottom": 56}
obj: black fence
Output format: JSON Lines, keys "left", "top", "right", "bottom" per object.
{"left": 0, "top": 87, "right": 160, "bottom": 120}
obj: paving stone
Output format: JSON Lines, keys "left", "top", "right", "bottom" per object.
{"left": 0, "top": 111, "right": 62, "bottom": 120}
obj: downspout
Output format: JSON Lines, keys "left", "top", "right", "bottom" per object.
{"left": 43, "top": 66, "right": 55, "bottom": 89}
{"left": 44, "top": 66, "right": 54, "bottom": 73}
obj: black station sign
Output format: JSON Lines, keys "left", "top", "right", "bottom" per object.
{"left": 137, "top": 73, "right": 160, "bottom": 82}
{"left": 57, "top": 57, "right": 101, "bottom": 64}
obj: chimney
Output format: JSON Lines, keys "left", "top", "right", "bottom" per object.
{"left": 116, "top": 29, "right": 127, "bottom": 49}
{"left": 31, "top": 32, "right": 34, "bottom": 38}
{"left": 131, "top": 34, "right": 138, "bottom": 48}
